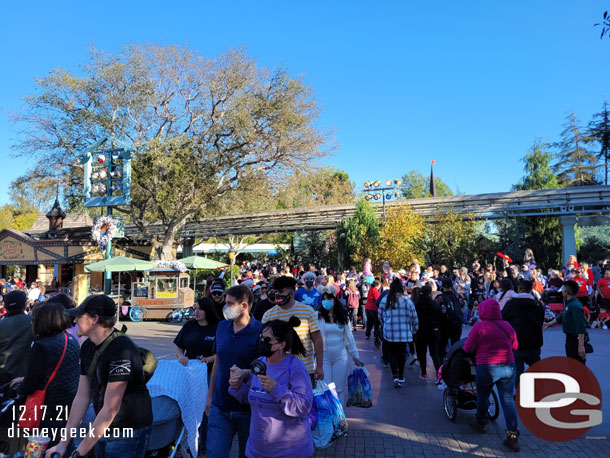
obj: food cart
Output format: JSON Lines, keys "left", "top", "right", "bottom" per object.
{"left": 124, "top": 267, "right": 195, "bottom": 322}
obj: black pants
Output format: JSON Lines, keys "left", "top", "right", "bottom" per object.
{"left": 365, "top": 309, "right": 380, "bottom": 337}
{"left": 565, "top": 334, "right": 586, "bottom": 365}
{"left": 439, "top": 323, "right": 462, "bottom": 362}
{"left": 415, "top": 330, "right": 441, "bottom": 377}
{"left": 385, "top": 341, "right": 407, "bottom": 378}
{"left": 514, "top": 348, "right": 541, "bottom": 384}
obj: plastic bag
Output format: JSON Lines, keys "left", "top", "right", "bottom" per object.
{"left": 311, "top": 381, "right": 348, "bottom": 448}
{"left": 347, "top": 366, "right": 373, "bottom": 408}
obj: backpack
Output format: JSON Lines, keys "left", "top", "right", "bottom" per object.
{"left": 347, "top": 290, "right": 360, "bottom": 309}
{"left": 87, "top": 325, "right": 158, "bottom": 383}
{"left": 442, "top": 293, "right": 464, "bottom": 325}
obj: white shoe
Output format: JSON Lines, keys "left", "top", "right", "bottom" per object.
{"left": 437, "top": 381, "right": 447, "bottom": 391}
{"left": 592, "top": 322, "right": 598, "bottom": 329}
{"left": 604, "top": 325, "right": 608, "bottom": 330}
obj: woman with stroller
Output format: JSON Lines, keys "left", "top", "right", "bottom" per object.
{"left": 378, "top": 278, "right": 419, "bottom": 388}
{"left": 228, "top": 317, "right": 314, "bottom": 458}
{"left": 317, "top": 285, "right": 364, "bottom": 406}
{"left": 11, "top": 302, "right": 80, "bottom": 446}
{"left": 463, "top": 298, "right": 520, "bottom": 452}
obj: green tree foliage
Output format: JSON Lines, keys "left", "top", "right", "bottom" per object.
{"left": 422, "top": 210, "right": 479, "bottom": 268}
{"left": 500, "top": 141, "right": 563, "bottom": 270}
{"left": 552, "top": 112, "right": 599, "bottom": 186}
{"left": 12, "top": 44, "right": 328, "bottom": 259}
{"left": 513, "top": 141, "right": 559, "bottom": 191}
{"left": 400, "top": 170, "right": 453, "bottom": 199}
{"left": 292, "top": 230, "right": 336, "bottom": 268}
{"left": 336, "top": 198, "right": 380, "bottom": 269}
{"left": 0, "top": 204, "right": 38, "bottom": 231}
{"left": 275, "top": 167, "right": 354, "bottom": 209}
{"left": 578, "top": 226, "right": 610, "bottom": 262}
{"left": 587, "top": 101, "right": 610, "bottom": 185}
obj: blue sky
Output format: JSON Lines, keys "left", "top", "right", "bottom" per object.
{"left": 1, "top": 1, "right": 610, "bottom": 207}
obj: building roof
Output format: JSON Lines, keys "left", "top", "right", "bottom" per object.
{"left": 30, "top": 213, "right": 93, "bottom": 231}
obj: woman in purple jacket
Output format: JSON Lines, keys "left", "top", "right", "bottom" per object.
{"left": 463, "top": 298, "right": 520, "bottom": 452}
{"left": 229, "top": 317, "right": 313, "bottom": 458}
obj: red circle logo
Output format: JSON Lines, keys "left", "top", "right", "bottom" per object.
{"left": 516, "top": 356, "right": 602, "bottom": 442}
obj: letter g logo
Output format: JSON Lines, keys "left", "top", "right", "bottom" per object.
{"left": 516, "top": 357, "right": 603, "bottom": 442}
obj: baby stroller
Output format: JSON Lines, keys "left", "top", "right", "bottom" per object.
{"left": 146, "top": 360, "right": 208, "bottom": 458}
{"left": 543, "top": 290, "right": 565, "bottom": 316}
{"left": 438, "top": 339, "right": 499, "bottom": 422}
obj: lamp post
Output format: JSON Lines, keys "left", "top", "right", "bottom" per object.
{"left": 81, "top": 137, "right": 132, "bottom": 295}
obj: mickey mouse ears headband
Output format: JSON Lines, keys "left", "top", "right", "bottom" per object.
{"left": 317, "top": 285, "right": 338, "bottom": 296}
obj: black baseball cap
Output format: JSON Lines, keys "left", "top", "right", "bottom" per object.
{"left": 65, "top": 294, "right": 116, "bottom": 318}
{"left": 210, "top": 280, "right": 226, "bottom": 293}
{"left": 4, "top": 290, "right": 27, "bottom": 311}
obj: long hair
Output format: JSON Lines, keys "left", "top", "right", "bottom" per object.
{"left": 262, "top": 317, "right": 307, "bottom": 357}
{"left": 195, "top": 297, "right": 220, "bottom": 325}
{"left": 318, "top": 293, "right": 348, "bottom": 325}
{"left": 386, "top": 278, "right": 404, "bottom": 310}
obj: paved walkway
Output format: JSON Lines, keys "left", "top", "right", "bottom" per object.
{"left": 128, "top": 320, "right": 610, "bottom": 457}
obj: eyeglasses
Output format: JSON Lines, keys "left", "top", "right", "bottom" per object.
{"left": 211, "top": 291, "right": 223, "bottom": 296}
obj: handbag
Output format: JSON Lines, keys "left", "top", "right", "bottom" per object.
{"left": 18, "top": 332, "right": 68, "bottom": 429}
{"left": 584, "top": 331, "right": 594, "bottom": 354}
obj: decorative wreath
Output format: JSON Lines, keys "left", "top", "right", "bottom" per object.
{"left": 92, "top": 216, "right": 119, "bottom": 249}
{"left": 156, "top": 260, "right": 188, "bottom": 272}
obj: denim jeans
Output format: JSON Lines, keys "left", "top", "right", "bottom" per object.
{"left": 513, "top": 348, "right": 541, "bottom": 384}
{"left": 206, "top": 404, "right": 251, "bottom": 458}
{"left": 475, "top": 363, "right": 518, "bottom": 432}
{"left": 95, "top": 424, "right": 152, "bottom": 458}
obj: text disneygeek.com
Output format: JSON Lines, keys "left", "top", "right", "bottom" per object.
{"left": 8, "top": 425, "right": 134, "bottom": 442}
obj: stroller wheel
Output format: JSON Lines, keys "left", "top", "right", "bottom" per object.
{"left": 171, "top": 309, "right": 184, "bottom": 323}
{"left": 487, "top": 388, "right": 500, "bottom": 421}
{"left": 443, "top": 388, "right": 458, "bottom": 422}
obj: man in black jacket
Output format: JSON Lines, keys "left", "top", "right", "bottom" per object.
{"left": 502, "top": 279, "right": 544, "bottom": 383}
{"left": 437, "top": 279, "right": 465, "bottom": 362}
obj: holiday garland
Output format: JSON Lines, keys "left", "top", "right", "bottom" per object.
{"left": 156, "top": 260, "right": 188, "bottom": 272}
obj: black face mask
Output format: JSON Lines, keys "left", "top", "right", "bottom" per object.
{"left": 274, "top": 293, "right": 291, "bottom": 306}
{"left": 305, "top": 280, "right": 314, "bottom": 288}
{"left": 257, "top": 338, "right": 276, "bottom": 357}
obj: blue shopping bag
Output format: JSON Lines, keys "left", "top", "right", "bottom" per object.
{"left": 311, "top": 381, "right": 348, "bottom": 448}
{"left": 347, "top": 366, "right": 373, "bottom": 408}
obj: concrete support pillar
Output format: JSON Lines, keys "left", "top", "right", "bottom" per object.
{"left": 182, "top": 237, "right": 195, "bottom": 257}
{"left": 559, "top": 216, "right": 577, "bottom": 267}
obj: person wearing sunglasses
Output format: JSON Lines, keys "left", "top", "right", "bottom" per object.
{"left": 204, "top": 279, "right": 226, "bottom": 320}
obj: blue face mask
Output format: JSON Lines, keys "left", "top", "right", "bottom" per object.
{"left": 322, "top": 299, "right": 334, "bottom": 310}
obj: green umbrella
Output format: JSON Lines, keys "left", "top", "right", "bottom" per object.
{"left": 180, "top": 255, "right": 228, "bottom": 270}
{"left": 84, "top": 256, "right": 156, "bottom": 273}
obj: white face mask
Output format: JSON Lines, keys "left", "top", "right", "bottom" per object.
{"left": 223, "top": 304, "right": 242, "bottom": 321}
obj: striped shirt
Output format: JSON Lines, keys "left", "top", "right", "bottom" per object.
{"left": 262, "top": 301, "right": 320, "bottom": 373}
{"left": 378, "top": 294, "right": 419, "bottom": 342}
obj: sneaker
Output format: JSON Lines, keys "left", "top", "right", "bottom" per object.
{"left": 398, "top": 377, "right": 405, "bottom": 384}
{"left": 381, "top": 359, "right": 390, "bottom": 368}
{"left": 437, "top": 381, "right": 447, "bottom": 390}
{"left": 365, "top": 335, "right": 371, "bottom": 340}
{"left": 468, "top": 416, "right": 486, "bottom": 434}
{"left": 419, "top": 374, "right": 427, "bottom": 381}
{"left": 592, "top": 321, "right": 598, "bottom": 329}
{"left": 604, "top": 325, "right": 608, "bottom": 330}
{"left": 503, "top": 431, "right": 520, "bottom": 452}
{"left": 393, "top": 378, "right": 401, "bottom": 388}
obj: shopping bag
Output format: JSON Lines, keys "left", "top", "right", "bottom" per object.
{"left": 311, "top": 381, "right": 348, "bottom": 448}
{"left": 347, "top": 366, "right": 373, "bottom": 408}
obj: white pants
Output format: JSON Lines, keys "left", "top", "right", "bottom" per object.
{"left": 323, "top": 344, "right": 350, "bottom": 406}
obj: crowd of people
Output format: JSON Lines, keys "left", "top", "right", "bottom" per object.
{"left": 0, "top": 249, "right": 607, "bottom": 457}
